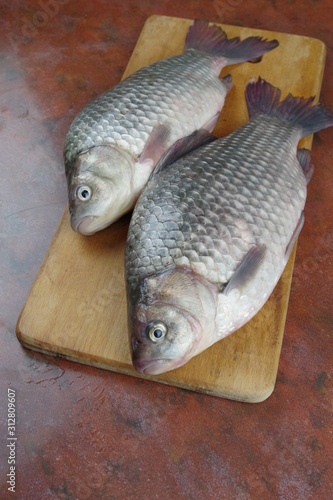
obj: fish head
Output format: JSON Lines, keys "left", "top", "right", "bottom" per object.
{"left": 131, "top": 303, "right": 202, "bottom": 375}
{"left": 127, "top": 268, "right": 218, "bottom": 375}
{"left": 67, "top": 145, "right": 135, "bottom": 235}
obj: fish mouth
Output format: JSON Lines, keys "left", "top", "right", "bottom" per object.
{"left": 71, "top": 215, "right": 97, "bottom": 235}
{"left": 133, "top": 356, "right": 190, "bottom": 375}
{"left": 133, "top": 358, "right": 168, "bottom": 375}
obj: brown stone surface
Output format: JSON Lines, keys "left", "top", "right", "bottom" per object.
{"left": 0, "top": 1, "right": 332, "bottom": 498}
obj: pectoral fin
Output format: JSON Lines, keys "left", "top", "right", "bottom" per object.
{"left": 223, "top": 244, "right": 267, "bottom": 296}
{"left": 149, "top": 129, "right": 216, "bottom": 179}
{"left": 139, "top": 123, "right": 171, "bottom": 168}
{"left": 202, "top": 112, "right": 221, "bottom": 133}
{"left": 285, "top": 212, "right": 305, "bottom": 259}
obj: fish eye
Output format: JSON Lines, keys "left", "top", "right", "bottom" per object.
{"left": 76, "top": 185, "right": 92, "bottom": 201}
{"left": 146, "top": 321, "right": 167, "bottom": 343}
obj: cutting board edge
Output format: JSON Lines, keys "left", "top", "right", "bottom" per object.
{"left": 17, "top": 296, "right": 287, "bottom": 404}
{"left": 16, "top": 336, "right": 276, "bottom": 403}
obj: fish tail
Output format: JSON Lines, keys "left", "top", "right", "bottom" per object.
{"left": 185, "top": 19, "right": 279, "bottom": 64}
{"left": 246, "top": 77, "right": 333, "bottom": 137}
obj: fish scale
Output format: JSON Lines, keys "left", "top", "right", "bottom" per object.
{"left": 126, "top": 115, "right": 305, "bottom": 290}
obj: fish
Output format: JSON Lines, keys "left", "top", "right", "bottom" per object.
{"left": 64, "top": 19, "right": 279, "bottom": 235}
{"left": 125, "top": 77, "right": 333, "bottom": 375}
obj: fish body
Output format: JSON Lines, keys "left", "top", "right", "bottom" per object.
{"left": 65, "top": 50, "right": 228, "bottom": 169}
{"left": 64, "top": 20, "right": 278, "bottom": 235}
{"left": 125, "top": 78, "right": 333, "bottom": 375}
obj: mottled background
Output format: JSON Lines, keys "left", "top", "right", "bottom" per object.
{"left": 0, "top": 0, "right": 332, "bottom": 498}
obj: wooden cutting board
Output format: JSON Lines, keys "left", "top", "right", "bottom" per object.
{"left": 16, "top": 16, "right": 326, "bottom": 402}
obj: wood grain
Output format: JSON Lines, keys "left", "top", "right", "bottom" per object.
{"left": 16, "top": 16, "right": 326, "bottom": 402}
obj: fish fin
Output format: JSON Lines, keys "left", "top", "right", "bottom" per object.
{"left": 285, "top": 212, "right": 305, "bottom": 259}
{"left": 297, "top": 148, "right": 314, "bottom": 184}
{"left": 149, "top": 129, "right": 217, "bottom": 179}
{"left": 277, "top": 94, "right": 333, "bottom": 137}
{"left": 222, "top": 74, "right": 233, "bottom": 93}
{"left": 202, "top": 112, "right": 221, "bottom": 133}
{"left": 139, "top": 123, "right": 171, "bottom": 167}
{"left": 185, "top": 19, "right": 278, "bottom": 64}
{"left": 245, "top": 77, "right": 281, "bottom": 119}
{"left": 246, "top": 77, "right": 333, "bottom": 137}
{"left": 223, "top": 244, "right": 267, "bottom": 296}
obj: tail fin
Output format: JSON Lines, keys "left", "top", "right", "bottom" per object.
{"left": 185, "top": 19, "right": 278, "bottom": 64}
{"left": 245, "top": 77, "right": 333, "bottom": 137}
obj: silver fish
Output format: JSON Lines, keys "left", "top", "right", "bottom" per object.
{"left": 125, "top": 77, "right": 333, "bottom": 375}
{"left": 64, "top": 20, "right": 278, "bottom": 235}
